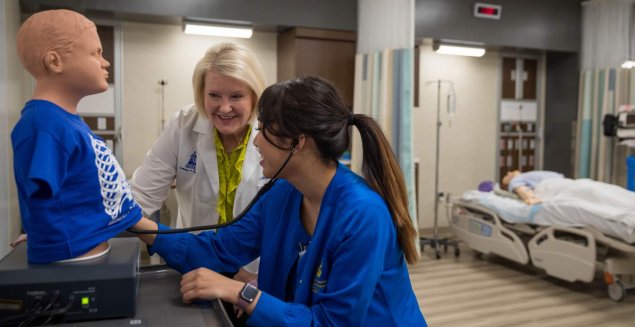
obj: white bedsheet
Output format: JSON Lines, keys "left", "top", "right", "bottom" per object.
{"left": 461, "top": 179, "right": 635, "bottom": 244}
{"left": 461, "top": 190, "right": 541, "bottom": 223}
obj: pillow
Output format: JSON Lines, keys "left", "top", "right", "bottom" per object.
{"left": 493, "top": 183, "right": 520, "bottom": 200}
{"left": 478, "top": 180, "right": 494, "bottom": 192}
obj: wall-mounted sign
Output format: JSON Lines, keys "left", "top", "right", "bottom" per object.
{"left": 474, "top": 2, "right": 502, "bottom": 20}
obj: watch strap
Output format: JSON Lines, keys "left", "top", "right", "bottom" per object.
{"left": 236, "top": 280, "right": 258, "bottom": 312}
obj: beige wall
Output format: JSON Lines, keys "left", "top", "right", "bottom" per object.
{"left": 414, "top": 40, "right": 500, "bottom": 229}
{"left": 121, "top": 21, "right": 277, "bottom": 175}
{"left": 1, "top": 0, "right": 28, "bottom": 257}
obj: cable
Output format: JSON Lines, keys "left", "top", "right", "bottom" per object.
{"left": 128, "top": 142, "right": 297, "bottom": 235}
{"left": 1, "top": 305, "right": 71, "bottom": 327}
{"left": 0, "top": 292, "right": 77, "bottom": 327}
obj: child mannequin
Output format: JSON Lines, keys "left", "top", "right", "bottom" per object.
{"left": 12, "top": 9, "right": 142, "bottom": 263}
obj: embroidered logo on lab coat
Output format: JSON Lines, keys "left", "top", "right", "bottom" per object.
{"left": 180, "top": 151, "right": 197, "bottom": 173}
{"left": 312, "top": 261, "right": 327, "bottom": 293}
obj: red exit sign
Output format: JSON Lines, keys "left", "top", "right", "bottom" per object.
{"left": 474, "top": 2, "right": 501, "bottom": 20}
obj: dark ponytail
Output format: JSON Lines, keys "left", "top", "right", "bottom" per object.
{"left": 352, "top": 115, "right": 418, "bottom": 264}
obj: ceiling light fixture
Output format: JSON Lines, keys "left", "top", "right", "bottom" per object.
{"left": 622, "top": 60, "right": 635, "bottom": 69}
{"left": 183, "top": 19, "right": 253, "bottom": 38}
{"left": 433, "top": 40, "right": 486, "bottom": 58}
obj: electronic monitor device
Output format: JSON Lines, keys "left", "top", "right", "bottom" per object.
{"left": 0, "top": 238, "right": 140, "bottom": 325}
{"left": 617, "top": 110, "right": 635, "bottom": 139}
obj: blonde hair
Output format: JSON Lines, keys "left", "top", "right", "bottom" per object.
{"left": 16, "top": 9, "right": 95, "bottom": 77}
{"left": 192, "top": 43, "right": 266, "bottom": 121}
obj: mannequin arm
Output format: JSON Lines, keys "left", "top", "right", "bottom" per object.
{"left": 513, "top": 185, "right": 541, "bottom": 205}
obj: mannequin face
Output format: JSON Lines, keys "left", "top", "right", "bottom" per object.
{"left": 502, "top": 170, "right": 521, "bottom": 186}
{"left": 59, "top": 27, "right": 110, "bottom": 96}
{"left": 203, "top": 71, "right": 254, "bottom": 140}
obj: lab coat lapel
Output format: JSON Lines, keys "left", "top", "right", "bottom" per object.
{"left": 241, "top": 124, "right": 259, "bottom": 183}
{"left": 194, "top": 117, "right": 219, "bottom": 196}
{"left": 235, "top": 124, "right": 260, "bottom": 201}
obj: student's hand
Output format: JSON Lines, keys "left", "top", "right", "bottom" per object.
{"left": 233, "top": 268, "right": 257, "bottom": 283}
{"left": 180, "top": 267, "right": 242, "bottom": 304}
{"left": 10, "top": 234, "right": 27, "bottom": 248}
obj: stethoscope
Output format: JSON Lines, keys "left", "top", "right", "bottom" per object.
{"left": 128, "top": 136, "right": 298, "bottom": 235}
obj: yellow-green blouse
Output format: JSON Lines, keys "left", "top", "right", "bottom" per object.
{"left": 215, "top": 127, "right": 251, "bottom": 224}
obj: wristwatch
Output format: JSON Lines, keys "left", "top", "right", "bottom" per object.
{"left": 237, "top": 281, "right": 259, "bottom": 311}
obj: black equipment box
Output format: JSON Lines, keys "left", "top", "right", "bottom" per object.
{"left": 0, "top": 238, "right": 139, "bottom": 325}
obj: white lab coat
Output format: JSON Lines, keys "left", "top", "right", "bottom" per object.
{"left": 130, "top": 104, "right": 263, "bottom": 273}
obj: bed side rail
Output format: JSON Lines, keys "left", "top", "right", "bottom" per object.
{"left": 528, "top": 226, "right": 596, "bottom": 283}
{"left": 452, "top": 201, "right": 505, "bottom": 226}
{"left": 451, "top": 201, "right": 529, "bottom": 265}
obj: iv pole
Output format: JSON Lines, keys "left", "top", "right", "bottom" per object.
{"left": 159, "top": 79, "right": 168, "bottom": 133}
{"left": 420, "top": 80, "right": 460, "bottom": 259}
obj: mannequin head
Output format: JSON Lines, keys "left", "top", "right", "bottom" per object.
{"left": 17, "top": 9, "right": 111, "bottom": 103}
{"left": 16, "top": 9, "right": 96, "bottom": 78}
{"left": 501, "top": 170, "right": 521, "bottom": 190}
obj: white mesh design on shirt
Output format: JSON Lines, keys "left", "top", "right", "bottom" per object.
{"left": 89, "top": 134, "right": 134, "bottom": 221}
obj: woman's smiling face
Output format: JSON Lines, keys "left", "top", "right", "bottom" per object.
{"left": 203, "top": 71, "right": 254, "bottom": 138}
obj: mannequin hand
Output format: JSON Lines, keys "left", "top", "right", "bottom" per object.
{"left": 524, "top": 197, "right": 541, "bottom": 205}
{"left": 10, "top": 234, "right": 27, "bottom": 248}
{"left": 180, "top": 268, "right": 239, "bottom": 304}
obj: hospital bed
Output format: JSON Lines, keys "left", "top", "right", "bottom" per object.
{"left": 450, "top": 188, "right": 635, "bottom": 301}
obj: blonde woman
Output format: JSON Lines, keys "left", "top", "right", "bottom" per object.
{"left": 130, "top": 43, "right": 266, "bottom": 282}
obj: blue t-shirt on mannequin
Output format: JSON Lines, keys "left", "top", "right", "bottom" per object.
{"left": 11, "top": 100, "right": 142, "bottom": 264}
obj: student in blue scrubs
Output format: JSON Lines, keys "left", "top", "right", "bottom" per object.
{"left": 132, "top": 76, "right": 427, "bottom": 326}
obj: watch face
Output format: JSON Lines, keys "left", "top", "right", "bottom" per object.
{"left": 241, "top": 283, "right": 259, "bottom": 303}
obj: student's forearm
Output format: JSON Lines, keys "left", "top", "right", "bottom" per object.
{"left": 131, "top": 217, "right": 159, "bottom": 246}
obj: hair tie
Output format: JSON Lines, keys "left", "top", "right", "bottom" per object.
{"left": 348, "top": 112, "right": 355, "bottom": 126}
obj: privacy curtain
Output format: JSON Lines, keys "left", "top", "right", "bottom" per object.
{"left": 577, "top": 0, "right": 635, "bottom": 181}
{"left": 352, "top": 48, "right": 417, "bottom": 226}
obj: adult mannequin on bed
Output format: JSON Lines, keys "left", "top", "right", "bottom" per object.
{"left": 501, "top": 170, "right": 564, "bottom": 205}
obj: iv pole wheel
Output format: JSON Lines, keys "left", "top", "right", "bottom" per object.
{"left": 608, "top": 280, "right": 625, "bottom": 302}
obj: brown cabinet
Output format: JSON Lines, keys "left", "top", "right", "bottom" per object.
{"left": 96, "top": 25, "right": 114, "bottom": 84}
{"left": 499, "top": 122, "right": 537, "bottom": 180}
{"left": 277, "top": 28, "right": 356, "bottom": 107}
{"left": 79, "top": 25, "right": 117, "bottom": 154}
{"left": 501, "top": 57, "right": 537, "bottom": 100}
{"left": 81, "top": 115, "right": 117, "bottom": 152}
{"left": 502, "top": 58, "right": 516, "bottom": 99}
{"left": 499, "top": 56, "right": 539, "bottom": 182}
{"left": 522, "top": 59, "right": 537, "bottom": 99}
